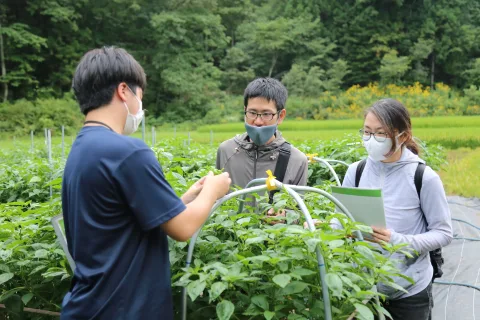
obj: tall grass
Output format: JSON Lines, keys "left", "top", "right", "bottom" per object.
{"left": 440, "top": 148, "right": 480, "bottom": 197}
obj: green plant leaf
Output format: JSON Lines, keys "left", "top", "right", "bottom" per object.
{"left": 4, "top": 295, "right": 25, "bottom": 320}
{"left": 355, "top": 245, "right": 376, "bottom": 262}
{"left": 264, "top": 310, "right": 275, "bottom": 320}
{"left": 292, "top": 268, "right": 316, "bottom": 277}
{"left": 278, "top": 261, "right": 289, "bottom": 272}
{"left": 21, "top": 293, "right": 33, "bottom": 306}
{"left": 209, "top": 282, "right": 228, "bottom": 303}
{"left": 328, "top": 239, "right": 345, "bottom": 249}
{"left": 383, "top": 281, "right": 409, "bottom": 293}
{"left": 287, "top": 314, "right": 307, "bottom": 319}
{"left": 0, "top": 272, "right": 14, "bottom": 286}
{"left": 34, "top": 249, "right": 48, "bottom": 259}
{"left": 354, "top": 303, "right": 374, "bottom": 320}
{"left": 252, "top": 295, "right": 269, "bottom": 311}
{"left": 216, "top": 300, "right": 234, "bottom": 320}
{"left": 326, "top": 273, "right": 343, "bottom": 297}
{"left": 29, "top": 265, "right": 47, "bottom": 275}
{"left": 304, "top": 238, "right": 321, "bottom": 252}
{"left": 187, "top": 280, "right": 206, "bottom": 302}
{"left": 282, "top": 281, "right": 309, "bottom": 295}
{"left": 356, "top": 225, "right": 373, "bottom": 234}
{"left": 237, "top": 217, "right": 251, "bottom": 225}
{"left": 375, "top": 304, "right": 393, "bottom": 319}
{"left": 246, "top": 236, "right": 266, "bottom": 245}
{"left": 273, "top": 274, "right": 291, "bottom": 288}
{"left": 243, "top": 303, "right": 263, "bottom": 316}
{"left": 0, "top": 264, "right": 10, "bottom": 273}
{"left": 28, "top": 176, "right": 41, "bottom": 184}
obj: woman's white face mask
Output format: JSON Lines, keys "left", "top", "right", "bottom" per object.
{"left": 363, "top": 132, "right": 404, "bottom": 161}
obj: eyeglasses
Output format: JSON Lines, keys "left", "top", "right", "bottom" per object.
{"left": 245, "top": 110, "right": 279, "bottom": 121}
{"left": 359, "top": 129, "right": 389, "bottom": 142}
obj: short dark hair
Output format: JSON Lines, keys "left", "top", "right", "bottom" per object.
{"left": 72, "top": 47, "right": 147, "bottom": 115}
{"left": 365, "top": 98, "right": 419, "bottom": 155}
{"left": 244, "top": 78, "right": 288, "bottom": 111}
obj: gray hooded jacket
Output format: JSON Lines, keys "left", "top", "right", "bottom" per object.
{"left": 342, "top": 147, "right": 453, "bottom": 299}
{"left": 216, "top": 131, "right": 308, "bottom": 189}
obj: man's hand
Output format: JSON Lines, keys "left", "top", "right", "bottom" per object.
{"left": 202, "top": 172, "right": 231, "bottom": 200}
{"left": 266, "top": 208, "right": 286, "bottom": 225}
{"left": 303, "top": 219, "right": 324, "bottom": 229}
{"left": 164, "top": 172, "right": 231, "bottom": 242}
{"left": 181, "top": 172, "right": 212, "bottom": 205}
{"left": 370, "top": 226, "right": 391, "bottom": 243}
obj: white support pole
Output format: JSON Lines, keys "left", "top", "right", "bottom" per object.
{"left": 61, "top": 126, "right": 65, "bottom": 160}
{"left": 48, "top": 129, "right": 53, "bottom": 199}
{"left": 30, "top": 131, "right": 34, "bottom": 152}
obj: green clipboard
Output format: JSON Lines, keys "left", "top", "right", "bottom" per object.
{"left": 331, "top": 186, "right": 386, "bottom": 229}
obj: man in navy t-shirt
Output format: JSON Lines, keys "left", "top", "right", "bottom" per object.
{"left": 61, "top": 47, "right": 231, "bottom": 319}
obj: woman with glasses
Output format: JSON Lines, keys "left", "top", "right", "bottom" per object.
{"left": 341, "top": 98, "right": 452, "bottom": 320}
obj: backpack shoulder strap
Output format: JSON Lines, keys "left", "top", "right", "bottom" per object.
{"left": 269, "top": 142, "right": 292, "bottom": 204}
{"left": 355, "top": 159, "right": 367, "bottom": 187}
{"left": 414, "top": 163, "right": 426, "bottom": 198}
{"left": 415, "top": 162, "right": 444, "bottom": 279}
{"left": 273, "top": 142, "right": 292, "bottom": 183}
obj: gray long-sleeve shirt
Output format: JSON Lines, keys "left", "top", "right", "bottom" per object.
{"left": 343, "top": 147, "right": 453, "bottom": 299}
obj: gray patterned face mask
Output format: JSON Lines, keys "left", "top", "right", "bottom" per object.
{"left": 244, "top": 122, "right": 277, "bottom": 146}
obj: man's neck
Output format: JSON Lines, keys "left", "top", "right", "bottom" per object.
{"left": 84, "top": 106, "right": 124, "bottom": 134}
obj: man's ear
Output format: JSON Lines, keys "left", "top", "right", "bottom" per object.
{"left": 116, "top": 82, "right": 129, "bottom": 103}
{"left": 277, "top": 109, "right": 287, "bottom": 125}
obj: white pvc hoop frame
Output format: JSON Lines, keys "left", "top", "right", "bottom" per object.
{"left": 311, "top": 157, "right": 349, "bottom": 187}
{"left": 181, "top": 179, "right": 385, "bottom": 320}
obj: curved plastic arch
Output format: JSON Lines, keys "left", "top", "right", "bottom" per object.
{"left": 181, "top": 182, "right": 334, "bottom": 320}
{"left": 312, "top": 157, "right": 344, "bottom": 186}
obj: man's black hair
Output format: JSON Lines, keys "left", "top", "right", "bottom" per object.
{"left": 244, "top": 77, "right": 288, "bottom": 111}
{"left": 72, "top": 46, "right": 147, "bottom": 115}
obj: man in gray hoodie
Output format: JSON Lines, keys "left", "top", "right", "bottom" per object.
{"left": 216, "top": 78, "right": 308, "bottom": 209}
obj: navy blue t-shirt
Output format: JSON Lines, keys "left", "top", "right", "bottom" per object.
{"left": 61, "top": 126, "right": 186, "bottom": 319}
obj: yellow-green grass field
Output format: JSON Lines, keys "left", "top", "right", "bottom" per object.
{"left": 1, "top": 116, "right": 478, "bottom": 197}
{"left": 439, "top": 148, "right": 480, "bottom": 198}
{"left": 197, "top": 116, "right": 480, "bottom": 132}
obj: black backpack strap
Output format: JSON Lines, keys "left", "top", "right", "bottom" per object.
{"left": 414, "top": 163, "right": 426, "bottom": 198}
{"left": 414, "top": 162, "right": 444, "bottom": 280}
{"left": 355, "top": 159, "right": 367, "bottom": 187}
{"left": 269, "top": 142, "right": 292, "bottom": 203}
{"left": 273, "top": 142, "right": 292, "bottom": 183}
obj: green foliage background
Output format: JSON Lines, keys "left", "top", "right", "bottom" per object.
{"left": 1, "top": 0, "right": 480, "bottom": 132}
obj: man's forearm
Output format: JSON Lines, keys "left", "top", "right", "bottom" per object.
{"left": 163, "top": 189, "right": 218, "bottom": 241}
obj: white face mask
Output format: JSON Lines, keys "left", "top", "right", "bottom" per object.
{"left": 123, "top": 87, "right": 144, "bottom": 136}
{"left": 363, "top": 132, "right": 404, "bottom": 162}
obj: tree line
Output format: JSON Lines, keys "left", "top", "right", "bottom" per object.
{"left": 1, "top": 0, "right": 480, "bottom": 123}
